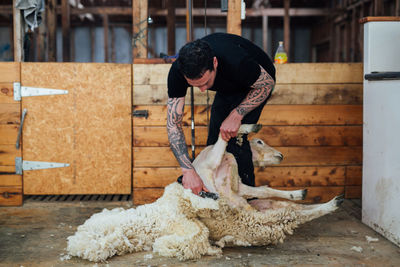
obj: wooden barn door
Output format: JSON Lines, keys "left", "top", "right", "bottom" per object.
{"left": 21, "top": 63, "right": 132, "bottom": 194}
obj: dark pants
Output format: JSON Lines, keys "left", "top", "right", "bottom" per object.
{"left": 206, "top": 91, "right": 269, "bottom": 187}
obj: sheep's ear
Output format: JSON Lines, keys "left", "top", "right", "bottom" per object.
{"left": 183, "top": 190, "right": 219, "bottom": 211}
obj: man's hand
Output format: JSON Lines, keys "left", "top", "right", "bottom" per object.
{"left": 182, "top": 168, "right": 209, "bottom": 195}
{"left": 220, "top": 109, "right": 244, "bottom": 141}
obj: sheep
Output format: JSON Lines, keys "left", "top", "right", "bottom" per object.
{"left": 67, "top": 124, "right": 343, "bottom": 262}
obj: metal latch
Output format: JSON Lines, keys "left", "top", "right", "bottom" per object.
{"left": 13, "top": 82, "right": 69, "bottom": 101}
{"left": 15, "top": 157, "right": 70, "bottom": 175}
{"left": 16, "top": 108, "right": 27, "bottom": 149}
{"left": 132, "top": 110, "right": 149, "bottom": 118}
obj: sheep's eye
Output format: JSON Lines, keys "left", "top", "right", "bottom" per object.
{"left": 257, "top": 140, "right": 263, "bottom": 145}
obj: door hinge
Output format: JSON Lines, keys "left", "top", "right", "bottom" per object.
{"left": 15, "top": 157, "right": 70, "bottom": 175}
{"left": 13, "top": 82, "right": 69, "bottom": 101}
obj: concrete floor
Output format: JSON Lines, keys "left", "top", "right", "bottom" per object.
{"left": 1, "top": 198, "right": 400, "bottom": 267}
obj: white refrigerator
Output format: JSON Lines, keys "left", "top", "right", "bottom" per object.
{"left": 362, "top": 17, "right": 400, "bottom": 247}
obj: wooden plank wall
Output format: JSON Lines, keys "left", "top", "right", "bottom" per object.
{"left": 0, "top": 63, "right": 23, "bottom": 206}
{"left": 132, "top": 63, "right": 363, "bottom": 205}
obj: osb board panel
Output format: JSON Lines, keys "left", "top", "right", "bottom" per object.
{"left": 133, "top": 166, "right": 346, "bottom": 188}
{"left": 0, "top": 175, "right": 22, "bottom": 186}
{"left": 0, "top": 83, "right": 16, "bottom": 104}
{"left": 132, "top": 63, "right": 363, "bottom": 85}
{"left": 0, "top": 145, "right": 21, "bottom": 165}
{"left": 133, "top": 126, "right": 362, "bottom": 147}
{"left": 133, "top": 84, "right": 363, "bottom": 105}
{"left": 0, "top": 187, "right": 23, "bottom": 206}
{"left": 0, "top": 62, "right": 20, "bottom": 83}
{"left": 133, "top": 186, "right": 345, "bottom": 205}
{"left": 21, "top": 63, "right": 132, "bottom": 195}
{"left": 133, "top": 105, "right": 363, "bottom": 126}
{"left": 0, "top": 125, "right": 19, "bottom": 144}
{"left": 133, "top": 146, "right": 362, "bottom": 167}
{"left": 346, "top": 166, "right": 362, "bottom": 185}
{"left": 0, "top": 104, "right": 20, "bottom": 124}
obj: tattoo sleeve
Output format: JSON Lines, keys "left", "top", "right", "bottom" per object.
{"left": 166, "top": 97, "right": 193, "bottom": 170}
{"left": 235, "top": 65, "right": 275, "bottom": 116}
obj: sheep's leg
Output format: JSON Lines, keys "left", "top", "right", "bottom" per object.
{"left": 238, "top": 183, "right": 307, "bottom": 200}
{"left": 249, "top": 195, "right": 344, "bottom": 224}
{"left": 293, "top": 195, "right": 344, "bottom": 224}
{"left": 202, "top": 124, "right": 262, "bottom": 170}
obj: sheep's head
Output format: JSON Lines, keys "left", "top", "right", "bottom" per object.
{"left": 250, "top": 138, "right": 283, "bottom": 167}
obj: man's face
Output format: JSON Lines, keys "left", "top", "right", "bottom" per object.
{"left": 185, "top": 57, "right": 218, "bottom": 92}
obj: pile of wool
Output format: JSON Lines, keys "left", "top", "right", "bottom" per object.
{"left": 67, "top": 182, "right": 220, "bottom": 262}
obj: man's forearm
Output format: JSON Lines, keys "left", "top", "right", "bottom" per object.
{"left": 236, "top": 66, "right": 274, "bottom": 117}
{"left": 167, "top": 97, "right": 193, "bottom": 170}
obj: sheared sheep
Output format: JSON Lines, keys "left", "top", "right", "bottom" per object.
{"left": 67, "top": 124, "right": 343, "bottom": 262}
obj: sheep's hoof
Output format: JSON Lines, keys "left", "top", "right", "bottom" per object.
{"left": 334, "top": 194, "right": 345, "bottom": 207}
{"left": 252, "top": 124, "right": 262, "bottom": 133}
{"left": 302, "top": 189, "right": 308, "bottom": 200}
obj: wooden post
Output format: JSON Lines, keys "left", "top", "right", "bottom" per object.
{"left": 284, "top": 0, "right": 290, "bottom": 61}
{"left": 103, "top": 14, "right": 109, "bottom": 62}
{"left": 36, "top": 14, "right": 46, "bottom": 61}
{"left": 61, "top": 0, "right": 70, "bottom": 61}
{"left": 13, "top": 0, "right": 23, "bottom": 62}
{"left": 262, "top": 15, "right": 269, "bottom": 53}
{"left": 227, "top": 0, "right": 242, "bottom": 35}
{"left": 47, "top": 0, "right": 57, "bottom": 61}
{"left": 396, "top": 0, "right": 400, "bottom": 16}
{"left": 132, "top": 0, "right": 148, "bottom": 59}
{"left": 167, "top": 0, "right": 176, "bottom": 55}
{"left": 374, "top": 0, "right": 384, "bottom": 16}
{"left": 350, "top": 8, "right": 356, "bottom": 62}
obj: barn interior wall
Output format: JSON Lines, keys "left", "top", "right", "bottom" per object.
{"left": 37, "top": 24, "right": 311, "bottom": 63}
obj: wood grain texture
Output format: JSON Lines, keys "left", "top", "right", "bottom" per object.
{"left": 275, "top": 63, "right": 363, "bottom": 84}
{"left": 133, "top": 146, "right": 362, "bottom": 167}
{"left": 0, "top": 186, "right": 23, "bottom": 206}
{"left": 0, "top": 175, "right": 22, "bottom": 186}
{"left": 133, "top": 105, "right": 363, "bottom": 126}
{"left": 346, "top": 166, "right": 362, "bottom": 185}
{"left": 133, "top": 186, "right": 344, "bottom": 205}
{"left": 0, "top": 104, "right": 20, "bottom": 125}
{"left": 0, "top": 166, "right": 15, "bottom": 173}
{"left": 0, "top": 62, "right": 20, "bottom": 83}
{"left": 133, "top": 126, "right": 362, "bottom": 147}
{"left": 0, "top": 83, "right": 16, "bottom": 104}
{"left": 345, "top": 185, "right": 362, "bottom": 198}
{"left": 0, "top": 145, "right": 21, "bottom": 166}
{"left": 21, "top": 63, "right": 132, "bottom": 195}
{"left": 132, "top": 63, "right": 363, "bottom": 85}
{"left": 133, "top": 166, "right": 345, "bottom": 188}
{"left": 133, "top": 83, "right": 362, "bottom": 105}
{"left": 0, "top": 125, "right": 19, "bottom": 145}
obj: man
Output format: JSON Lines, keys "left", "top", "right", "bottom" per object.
{"left": 167, "top": 33, "right": 276, "bottom": 195}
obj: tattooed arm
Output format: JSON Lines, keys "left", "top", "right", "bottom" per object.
{"left": 219, "top": 65, "right": 275, "bottom": 141}
{"left": 167, "top": 97, "right": 208, "bottom": 195}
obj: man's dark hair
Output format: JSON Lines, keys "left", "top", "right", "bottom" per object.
{"left": 177, "top": 39, "right": 214, "bottom": 79}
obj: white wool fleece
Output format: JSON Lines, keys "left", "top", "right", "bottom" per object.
{"left": 67, "top": 183, "right": 221, "bottom": 262}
